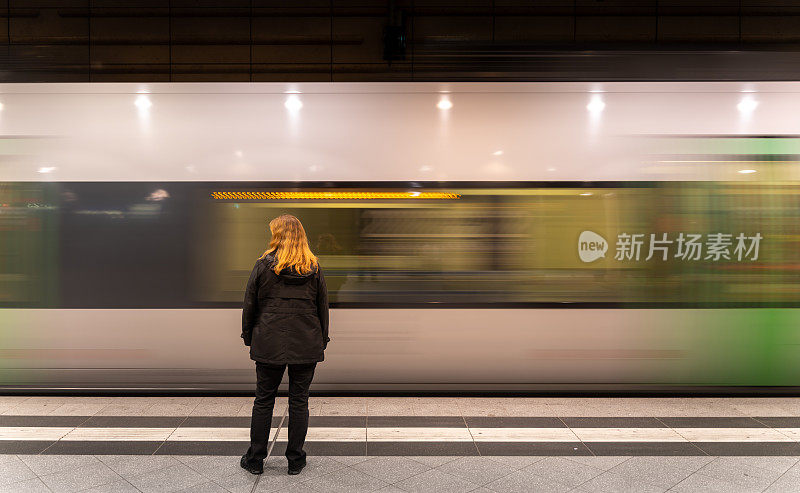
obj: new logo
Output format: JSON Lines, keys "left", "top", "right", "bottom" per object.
{"left": 578, "top": 231, "right": 608, "bottom": 263}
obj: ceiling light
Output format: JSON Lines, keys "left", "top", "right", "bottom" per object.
{"left": 134, "top": 95, "right": 152, "bottom": 110}
{"left": 738, "top": 169, "right": 757, "bottom": 174}
{"left": 737, "top": 96, "right": 758, "bottom": 113}
{"left": 437, "top": 99, "right": 453, "bottom": 110}
{"left": 285, "top": 95, "right": 303, "bottom": 111}
{"left": 586, "top": 95, "right": 605, "bottom": 113}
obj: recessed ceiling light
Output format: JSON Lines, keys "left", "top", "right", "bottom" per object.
{"left": 737, "top": 97, "right": 758, "bottom": 113}
{"left": 437, "top": 99, "right": 453, "bottom": 110}
{"left": 586, "top": 95, "right": 605, "bottom": 113}
{"left": 285, "top": 95, "right": 303, "bottom": 111}
{"left": 134, "top": 95, "right": 152, "bottom": 110}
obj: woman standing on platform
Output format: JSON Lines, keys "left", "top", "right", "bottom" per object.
{"left": 240, "top": 214, "right": 330, "bottom": 476}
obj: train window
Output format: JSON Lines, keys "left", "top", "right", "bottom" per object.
{"left": 2, "top": 181, "right": 795, "bottom": 308}
{"left": 191, "top": 183, "right": 796, "bottom": 307}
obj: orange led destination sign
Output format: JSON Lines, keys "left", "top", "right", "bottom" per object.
{"left": 211, "top": 191, "right": 461, "bottom": 200}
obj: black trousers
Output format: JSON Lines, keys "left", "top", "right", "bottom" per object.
{"left": 244, "top": 362, "right": 316, "bottom": 465}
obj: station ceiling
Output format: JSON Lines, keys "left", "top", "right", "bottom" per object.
{"left": 3, "top": 1, "right": 800, "bottom": 82}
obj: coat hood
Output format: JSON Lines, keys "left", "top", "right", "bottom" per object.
{"left": 277, "top": 266, "right": 317, "bottom": 284}
{"left": 262, "top": 253, "right": 317, "bottom": 285}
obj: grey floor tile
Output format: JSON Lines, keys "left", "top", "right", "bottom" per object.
{"left": 255, "top": 481, "right": 317, "bottom": 493}
{"left": 367, "top": 398, "right": 462, "bottom": 417}
{"left": 483, "top": 469, "right": 571, "bottom": 493}
{"left": 3, "top": 398, "right": 68, "bottom": 416}
{"left": 435, "top": 457, "right": 517, "bottom": 486}
{"left": 698, "top": 457, "right": 784, "bottom": 490}
{"left": 175, "top": 455, "right": 244, "bottom": 479}
{"left": 0, "top": 397, "right": 31, "bottom": 407}
{"left": 250, "top": 467, "right": 305, "bottom": 492}
{"left": 457, "top": 398, "right": 556, "bottom": 417}
{"left": 127, "top": 463, "right": 207, "bottom": 493}
{"left": 407, "top": 456, "right": 461, "bottom": 468}
{"left": 155, "top": 441, "right": 248, "bottom": 456}
{"left": 565, "top": 456, "right": 631, "bottom": 471}
{"left": 393, "top": 468, "right": 478, "bottom": 493}
{"left": 575, "top": 471, "right": 667, "bottom": 493}
{"left": 606, "top": 457, "right": 695, "bottom": 489}
{"left": 332, "top": 456, "right": 373, "bottom": 466}
{"left": 39, "top": 462, "right": 123, "bottom": 493}
{"left": 316, "top": 397, "right": 368, "bottom": 416}
{"left": 376, "top": 486, "right": 408, "bottom": 493}
{"left": 98, "top": 455, "right": 180, "bottom": 478}
{"left": 18, "top": 454, "right": 100, "bottom": 477}
{"left": 668, "top": 473, "right": 755, "bottom": 493}
{"left": 629, "top": 455, "right": 716, "bottom": 472}
{"left": 212, "top": 469, "right": 257, "bottom": 491}
{"left": 764, "top": 467, "right": 800, "bottom": 493}
{"left": 522, "top": 457, "right": 604, "bottom": 488}
{"left": 142, "top": 403, "right": 200, "bottom": 417}
{"left": 191, "top": 400, "right": 247, "bottom": 417}
{"left": 81, "top": 479, "right": 141, "bottom": 493}
{"left": 301, "top": 466, "right": 389, "bottom": 493}
{"left": 0, "top": 456, "right": 38, "bottom": 486}
{"left": 483, "top": 456, "right": 545, "bottom": 470}
{"left": 284, "top": 456, "right": 347, "bottom": 482}
{"left": 2, "top": 477, "right": 52, "bottom": 493}
{"left": 351, "top": 456, "right": 431, "bottom": 484}
{"left": 175, "top": 482, "right": 228, "bottom": 493}
{"left": 247, "top": 464, "right": 305, "bottom": 493}
{"left": 48, "top": 402, "right": 109, "bottom": 417}
{"left": 714, "top": 456, "right": 800, "bottom": 475}
{"left": 94, "top": 400, "right": 156, "bottom": 417}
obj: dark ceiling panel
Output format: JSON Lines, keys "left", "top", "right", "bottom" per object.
{"left": 2, "top": 1, "right": 800, "bottom": 82}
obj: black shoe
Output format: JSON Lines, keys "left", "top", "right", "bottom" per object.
{"left": 287, "top": 460, "right": 306, "bottom": 475}
{"left": 240, "top": 455, "right": 263, "bottom": 475}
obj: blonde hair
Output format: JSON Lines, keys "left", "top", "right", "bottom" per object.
{"left": 260, "top": 214, "right": 319, "bottom": 275}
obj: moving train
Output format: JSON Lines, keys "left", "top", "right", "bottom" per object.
{"left": 2, "top": 82, "right": 800, "bottom": 391}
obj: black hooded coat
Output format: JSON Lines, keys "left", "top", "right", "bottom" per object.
{"left": 241, "top": 253, "right": 329, "bottom": 364}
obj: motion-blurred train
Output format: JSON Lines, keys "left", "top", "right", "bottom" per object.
{"left": 2, "top": 82, "right": 800, "bottom": 391}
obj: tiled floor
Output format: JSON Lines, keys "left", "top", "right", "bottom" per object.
{"left": 1, "top": 454, "right": 799, "bottom": 492}
{"left": 1, "top": 396, "right": 800, "bottom": 492}
{"left": 5, "top": 396, "right": 800, "bottom": 418}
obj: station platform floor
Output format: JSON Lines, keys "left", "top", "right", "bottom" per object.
{"left": 1, "top": 396, "right": 800, "bottom": 492}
